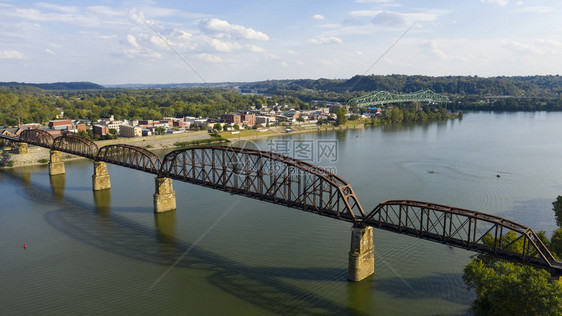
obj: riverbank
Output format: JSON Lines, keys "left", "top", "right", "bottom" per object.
{"left": 0, "top": 120, "right": 368, "bottom": 169}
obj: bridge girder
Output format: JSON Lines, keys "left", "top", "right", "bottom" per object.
{"left": 96, "top": 144, "right": 162, "bottom": 174}
{"left": 363, "top": 200, "right": 561, "bottom": 273}
{"left": 52, "top": 135, "right": 99, "bottom": 159}
{"left": 18, "top": 129, "right": 54, "bottom": 148}
{"left": 348, "top": 90, "right": 449, "bottom": 107}
{"left": 159, "top": 146, "right": 365, "bottom": 222}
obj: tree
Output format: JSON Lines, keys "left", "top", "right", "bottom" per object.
{"left": 463, "top": 260, "right": 562, "bottom": 315}
{"left": 550, "top": 229, "right": 562, "bottom": 259}
{"left": 213, "top": 123, "right": 222, "bottom": 131}
{"left": 233, "top": 124, "right": 240, "bottom": 130}
{"left": 109, "top": 128, "right": 117, "bottom": 135}
{"left": 553, "top": 195, "right": 562, "bottom": 227}
{"left": 335, "top": 108, "right": 347, "bottom": 126}
{"left": 155, "top": 127, "right": 166, "bottom": 135}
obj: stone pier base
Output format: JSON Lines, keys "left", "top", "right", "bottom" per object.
{"left": 154, "top": 177, "right": 176, "bottom": 213}
{"left": 92, "top": 161, "right": 111, "bottom": 191}
{"left": 18, "top": 143, "right": 28, "bottom": 154}
{"left": 348, "top": 225, "right": 375, "bottom": 282}
{"left": 49, "top": 150, "right": 65, "bottom": 176}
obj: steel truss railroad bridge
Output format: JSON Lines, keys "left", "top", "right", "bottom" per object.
{"left": 1, "top": 130, "right": 561, "bottom": 280}
{"left": 347, "top": 90, "right": 449, "bottom": 107}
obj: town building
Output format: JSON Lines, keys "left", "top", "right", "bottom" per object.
{"left": 48, "top": 119, "right": 73, "bottom": 130}
{"left": 119, "top": 124, "right": 142, "bottom": 137}
{"left": 240, "top": 113, "right": 255, "bottom": 126}
{"left": 255, "top": 116, "right": 275, "bottom": 126}
{"left": 220, "top": 114, "right": 241, "bottom": 125}
{"left": 93, "top": 125, "right": 109, "bottom": 137}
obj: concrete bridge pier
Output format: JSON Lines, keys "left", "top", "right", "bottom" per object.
{"left": 154, "top": 177, "right": 176, "bottom": 213}
{"left": 17, "top": 143, "right": 28, "bottom": 154}
{"left": 348, "top": 224, "right": 375, "bottom": 282}
{"left": 49, "top": 150, "right": 65, "bottom": 175}
{"left": 92, "top": 161, "right": 111, "bottom": 191}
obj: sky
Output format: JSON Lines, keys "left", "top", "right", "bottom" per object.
{"left": 0, "top": 0, "right": 561, "bottom": 84}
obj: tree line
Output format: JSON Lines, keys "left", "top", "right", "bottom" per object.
{"left": 0, "top": 87, "right": 305, "bottom": 126}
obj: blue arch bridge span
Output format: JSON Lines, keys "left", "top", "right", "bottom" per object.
{"left": 2, "top": 131, "right": 561, "bottom": 281}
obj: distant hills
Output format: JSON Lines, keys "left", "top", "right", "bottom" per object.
{"left": 238, "top": 75, "right": 562, "bottom": 97}
{"left": 1, "top": 75, "right": 561, "bottom": 97}
{"left": 0, "top": 81, "right": 104, "bottom": 90}
{"left": 105, "top": 82, "right": 242, "bottom": 89}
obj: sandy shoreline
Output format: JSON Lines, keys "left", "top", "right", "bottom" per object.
{"left": 0, "top": 123, "right": 365, "bottom": 169}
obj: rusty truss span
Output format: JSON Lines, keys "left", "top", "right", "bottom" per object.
{"left": 363, "top": 200, "right": 562, "bottom": 274}
{"left": 159, "top": 146, "right": 365, "bottom": 222}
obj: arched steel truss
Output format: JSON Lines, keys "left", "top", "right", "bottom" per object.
{"left": 96, "top": 144, "right": 161, "bottom": 174}
{"left": 363, "top": 200, "right": 562, "bottom": 272}
{"left": 159, "top": 146, "right": 365, "bottom": 222}
{"left": 3, "top": 132, "right": 562, "bottom": 273}
{"left": 52, "top": 135, "right": 99, "bottom": 159}
{"left": 18, "top": 129, "right": 54, "bottom": 147}
{"left": 347, "top": 90, "right": 449, "bottom": 107}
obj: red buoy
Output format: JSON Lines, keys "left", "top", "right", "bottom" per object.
{"left": 24, "top": 244, "right": 27, "bottom": 249}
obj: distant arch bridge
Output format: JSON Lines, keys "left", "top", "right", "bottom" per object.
{"left": 347, "top": 90, "right": 449, "bottom": 107}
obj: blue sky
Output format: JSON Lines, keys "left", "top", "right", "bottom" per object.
{"left": 0, "top": 0, "right": 560, "bottom": 84}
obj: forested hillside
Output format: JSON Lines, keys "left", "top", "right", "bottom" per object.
{"left": 0, "top": 81, "right": 104, "bottom": 90}
{"left": 240, "top": 75, "right": 562, "bottom": 98}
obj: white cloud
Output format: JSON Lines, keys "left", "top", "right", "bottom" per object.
{"left": 129, "top": 8, "right": 146, "bottom": 25}
{"left": 247, "top": 45, "right": 265, "bottom": 53}
{"left": 313, "top": 14, "right": 325, "bottom": 20}
{"left": 207, "top": 38, "right": 242, "bottom": 52}
{"left": 124, "top": 48, "right": 162, "bottom": 59}
{"left": 372, "top": 11, "right": 406, "bottom": 26}
{"left": 0, "top": 50, "right": 25, "bottom": 59}
{"left": 87, "top": 6, "right": 123, "bottom": 17}
{"left": 480, "top": 0, "right": 509, "bottom": 6}
{"left": 127, "top": 34, "right": 140, "bottom": 49}
{"left": 421, "top": 41, "right": 446, "bottom": 59}
{"left": 99, "top": 34, "right": 118, "bottom": 40}
{"left": 306, "top": 36, "right": 343, "bottom": 45}
{"left": 516, "top": 6, "right": 554, "bottom": 14}
{"left": 36, "top": 2, "right": 78, "bottom": 14}
{"left": 198, "top": 18, "right": 269, "bottom": 41}
{"left": 349, "top": 9, "right": 448, "bottom": 28}
{"left": 502, "top": 40, "right": 542, "bottom": 54}
{"left": 197, "top": 53, "right": 222, "bottom": 63}
{"left": 45, "top": 48, "right": 55, "bottom": 55}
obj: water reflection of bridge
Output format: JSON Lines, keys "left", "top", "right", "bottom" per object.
{"left": 1, "top": 130, "right": 561, "bottom": 281}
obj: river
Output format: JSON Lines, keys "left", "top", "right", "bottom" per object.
{"left": 1, "top": 111, "right": 561, "bottom": 315}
